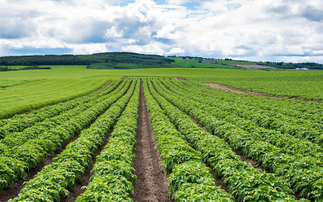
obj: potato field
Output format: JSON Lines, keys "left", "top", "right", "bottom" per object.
{"left": 0, "top": 77, "right": 322, "bottom": 202}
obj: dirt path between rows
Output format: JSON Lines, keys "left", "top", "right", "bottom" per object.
{"left": 174, "top": 77, "right": 185, "bottom": 80}
{"left": 92, "top": 81, "right": 113, "bottom": 94}
{"left": 204, "top": 83, "right": 322, "bottom": 103}
{"left": 133, "top": 81, "right": 169, "bottom": 202}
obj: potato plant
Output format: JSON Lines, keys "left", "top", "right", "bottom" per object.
{"left": 151, "top": 78, "right": 317, "bottom": 201}
{"left": 76, "top": 79, "right": 140, "bottom": 201}
{"left": 7, "top": 80, "right": 136, "bottom": 200}
{"left": 143, "top": 79, "right": 234, "bottom": 201}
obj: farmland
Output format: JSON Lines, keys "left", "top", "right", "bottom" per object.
{"left": 0, "top": 67, "right": 322, "bottom": 201}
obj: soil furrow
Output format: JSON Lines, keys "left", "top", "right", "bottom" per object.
{"left": 173, "top": 77, "right": 185, "bottom": 80}
{"left": 151, "top": 81, "right": 233, "bottom": 197}
{"left": 133, "top": 80, "right": 169, "bottom": 202}
{"left": 93, "top": 81, "right": 112, "bottom": 93}
{"left": 158, "top": 80, "right": 265, "bottom": 171}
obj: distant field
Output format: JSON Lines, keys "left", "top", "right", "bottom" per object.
{"left": 168, "top": 57, "right": 257, "bottom": 69}
{"left": 194, "top": 70, "right": 323, "bottom": 101}
{"left": 228, "top": 64, "right": 275, "bottom": 69}
{"left": 42, "top": 65, "right": 87, "bottom": 69}
{"left": 1, "top": 68, "right": 322, "bottom": 119}
{"left": 0, "top": 69, "right": 120, "bottom": 118}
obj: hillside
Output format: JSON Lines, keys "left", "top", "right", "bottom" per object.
{"left": 0, "top": 52, "right": 175, "bottom": 69}
{"left": 1, "top": 52, "right": 323, "bottom": 70}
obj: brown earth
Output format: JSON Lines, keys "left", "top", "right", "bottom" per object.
{"left": 174, "top": 77, "right": 185, "bottom": 80}
{"left": 133, "top": 81, "right": 170, "bottom": 202}
{"left": 204, "top": 83, "right": 322, "bottom": 103}
{"left": 92, "top": 81, "right": 112, "bottom": 93}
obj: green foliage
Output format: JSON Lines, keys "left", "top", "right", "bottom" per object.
{"left": 0, "top": 66, "right": 51, "bottom": 71}
{"left": 0, "top": 80, "right": 120, "bottom": 138}
{"left": 91, "top": 160, "right": 137, "bottom": 183}
{"left": 0, "top": 52, "right": 174, "bottom": 68}
{"left": 0, "top": 78, "right": 110, "bottom": 119}
{"left": 143, "top": 79, "right": 234, "bottom": 201}
{"left": 1, "top": 80, "right": 133, "bottom": 195}
{"left": 77, "top": 79, "right": 140, "bottom": 201}
{"left": 174, "top": 183, "right": 234, "bottom": 201}
{"left": 257, "top": 61, "right": 323, "bottom": 70}
{"left": 168, "top": 161, "right": 215, "bottom": 194}
{"left": 150, "top": 78, "right": 318, "bottom": 201}
{"left": 2, "top": 68, "right": 323, "bottom": 202}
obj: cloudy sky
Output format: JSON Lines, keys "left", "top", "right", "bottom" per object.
{"left": 0, "top": 0, "right": 323, "bottom": 63}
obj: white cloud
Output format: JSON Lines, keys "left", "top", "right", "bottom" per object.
{"left": 166, "top": 47, "right": 185, "bottom": 55}
{"left": 105, "top": 26, "right": 123, "bottom": 38}
{"left": 69, "top": 43, "right": 108, "bottom": 55}
{"left": 121, "top": 42, "right": 166, "bottom": 55}
{"left": 0, "top": 0, "right": 322, "bottom": 63}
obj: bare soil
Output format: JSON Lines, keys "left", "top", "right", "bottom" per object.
{"left": 92, "top": 81, "right": 112, "bottom": 93}
{"left": 204, "top": 83, "right": 322, "bottom": 103}
{"left": 133, "top": 81, "right": 170, "bottom": 202}
{"left": 173, "top": 77, "right": 185, "bottom": 80}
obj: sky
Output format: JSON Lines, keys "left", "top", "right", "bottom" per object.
{"left": 0, "top": 0, "right": 323, "bottom": 63}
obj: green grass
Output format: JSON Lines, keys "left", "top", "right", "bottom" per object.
{"left": 0, "top": 69, "right": 120, "bottom": 118}
{"left": 87, "top": 63, "right": 172, "bottom": 69}
{"left": 41, "top": 65, "right": 87, "bottom": 69}
{"left": 1, "top": 68, "right": 322, "bottom": 118}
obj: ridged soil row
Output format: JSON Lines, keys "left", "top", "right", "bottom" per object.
{"left": 1, "top": 80, "right": 131, "bottom": 201}
{"left": 133, "top": 80, "right": 169, "bottom": 202}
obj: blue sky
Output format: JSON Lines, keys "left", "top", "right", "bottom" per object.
{"left": 0, "top": 0, "right": 323, "bottom": 63}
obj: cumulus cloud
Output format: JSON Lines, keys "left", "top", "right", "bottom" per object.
{"left": 0, "top": 0, "right": 322, "bottom": 63}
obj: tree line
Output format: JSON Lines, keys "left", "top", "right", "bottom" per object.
{"left": 0, "top": 52, "right": 175, "bottom": 67}
{"left": 0, "top": 66, "right": 51, "bottom": 72}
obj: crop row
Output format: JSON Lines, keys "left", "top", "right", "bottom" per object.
{"left": 167, "top": 79, "right": 323, "bottom": 145}
{"left": 190, "top": 78, "right": 323, "bottom": 124}
{"left": 147, "top": 79, "right": 306, "bottom": 202}
{"left": 162, "top": 78, "right": 322, "bottom": 158}
{"left": 0, "top": 80, "right": 119, "bottom": 139}
{"left": 76, "top": 78, "right": 140, "bottom": 201}
{"left": 9, "top": 79, "right": 137, "bottom": 201}
{"left": 0, "top": 80, "right": 125, "bottom": 151}
{"left": 143, "top": 79, "right": 234, "bottom": 201}
{"left": 199, "top": 74, "right": 323, "bottom": 105}
{"left": 0, "top": 80, "right": 131, "bottom": 194}
{"left": 153, "top": 78, "right": 322, "bottom": 201}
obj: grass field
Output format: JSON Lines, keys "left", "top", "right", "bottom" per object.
{"left": 1, "top": 67, "right": 322, "bottom": 119}
{"left": 0, "top": 69, "right": 118, "bottom": 118}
